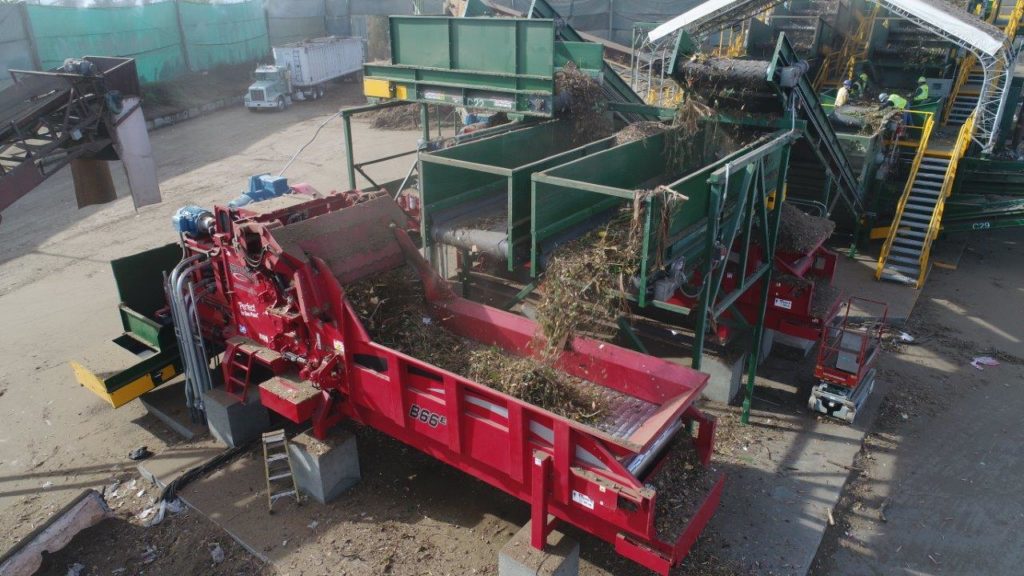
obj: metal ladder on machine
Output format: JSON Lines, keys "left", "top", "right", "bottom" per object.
{"left": 876, "top": 113, "right": 974, "bottom": 286}
{"left": 262, "top": 429, "right": 301, "bottom": 512}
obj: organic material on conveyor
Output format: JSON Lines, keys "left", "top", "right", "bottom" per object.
{"left": 535, "top": 204, "right": 645, "bottom": 359}
{"left": 344, "top": 267, "right": 608, "bottom": 423}
{"left": 556, "top": 61, "right": 613, "bottom": 144}
{"left": 614, "top": 121, "right": 668, "bottom": 145}
{"left": 777, "top": 203, "right": 836, "bottom": 254}
{"left": 676, "top": 56, "right": 774, "bottom": 111}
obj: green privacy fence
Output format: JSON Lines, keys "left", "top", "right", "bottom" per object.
{"left": 178, "top": 1, "right": 269, "bottom": 72}
{"left": 25, "top": 0, "right": 270, "bottom": 84}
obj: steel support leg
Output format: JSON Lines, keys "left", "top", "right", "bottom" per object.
{"left": 343, "top": 114, "right": 356, "bottom": 190}
{"left": 420, "top": 103, "right": 430, "bottom": 143}
{"left": 530, "top": 453, "right": 552, "bottom": 550}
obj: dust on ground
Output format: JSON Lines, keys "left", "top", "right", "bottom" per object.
{"left": 33, "top": 475, "right": 267, "bottom": 576}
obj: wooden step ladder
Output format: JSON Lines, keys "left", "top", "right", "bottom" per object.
{"left": 262, "top": 429, "right": 301, "bottom": 512}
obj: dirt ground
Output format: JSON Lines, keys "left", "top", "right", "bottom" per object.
{"left": 0, "top": 82, "right": 420, "bottom": 569}
{"left": 3, "top": 78, "right": 1023, "bottom": 576}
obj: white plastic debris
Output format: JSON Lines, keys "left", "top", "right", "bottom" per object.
{"left": 898, "top": 331, "right": 915, "bottom": 343}
{"left": 210, "top": 543, "right": 225, "bottom": 564}
{"left": 141, "top": 545, "right": 158, "bottom": 564}
{"left": 66, "top": 563, "right": 85, "bottom": 576}
{"left": 137, "top": 507, "right": 156, "bottom": 521}
{"left": 145, "top": 498, "right": 184, "bottom": 527}
{"left": 307, "top": 520, "right": 319, "bottom": 529}
{"left": 970, "top": 356, "right": 1000, "bottom": 370}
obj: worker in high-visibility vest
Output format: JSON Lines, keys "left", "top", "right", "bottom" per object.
{"left": 852, "top": 72, "right": 870, "bottom": 99}
{"left": 835, "top": 79, "right": 852, "bottom": 108}
{"left": 911, "top": 76, "right": 929, "bottom": 104}
{"left": 878, "top": 92, "right": 908, "bottom": 110}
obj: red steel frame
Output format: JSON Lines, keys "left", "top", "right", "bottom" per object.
{"left": 667, "top": 238, "right": 843, "bottom": 345}
{"left": 814, "top": 297, "right": 888, "bottom": 388}
{"left": 179, "top": 189, "right": 723, "bottom": 574}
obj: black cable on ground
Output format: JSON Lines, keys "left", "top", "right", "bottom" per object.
{"left": 159, "top": 440, "right": 255, "bottom": 503}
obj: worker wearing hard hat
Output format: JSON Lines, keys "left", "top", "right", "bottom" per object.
{"left": 852, "top": 72, "right": 870, "bottom": 99}
{"left": 911, "top": 76, "right": 929, "bottom": 104}
{"left": 878, "top": 92, "right": 907, "bottom": 110}
{"left": 835, "top": 79, "right": 852, "bottom": 108}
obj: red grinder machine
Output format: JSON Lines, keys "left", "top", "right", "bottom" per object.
{"left": 135, "top": 178, "right": 722, "bottom": 575}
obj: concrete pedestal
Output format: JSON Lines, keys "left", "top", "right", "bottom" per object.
{"left": 288, "top": 429, "right": 361, "bottom": 504}
{"left": 700, "top": 347, "right": 748, "bottom": 405}
{"left": 773, "top": 331, "right": 817, "bottom": 357}
{"left": 203, "top": 386, "right": 269, "bottom": 448}
{"left": 498, "top": 521, "right": 579, "bottom": 576}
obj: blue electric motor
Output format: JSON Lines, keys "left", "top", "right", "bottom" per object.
{"left": 172, "top": 205, "right": 214, "bottom": 236}
{"left": 228, "top": 174, "right": 290, "bottom": 208}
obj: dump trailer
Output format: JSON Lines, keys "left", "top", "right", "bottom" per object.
{"left": 245, "top": 36, "right": 363, "bottom": 110}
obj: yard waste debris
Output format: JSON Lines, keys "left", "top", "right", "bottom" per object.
{"left": 344, "top": 268, "right": 608, "bottom": 423}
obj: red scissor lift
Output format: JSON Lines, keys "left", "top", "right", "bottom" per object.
{"left": 809, "top": 297, "right": 888, "bottom": 422}
{"left": 179, "top": 190, "right": 722, "bottom": 575}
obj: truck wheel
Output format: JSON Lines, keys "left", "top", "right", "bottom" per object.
{"left": 311, "top": 87, "right": 320, "bottom": 101}
{"left": 276, "top": 97, "right": 286, "bottom": 111}
{"left": 317, "top": 85, "right": 325, "bottom": 99}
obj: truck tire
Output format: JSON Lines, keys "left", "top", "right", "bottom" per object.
{"left": 276, "top": 96, "right": 286, "bottom": 111}
{"left": 317, "top": 85, "right": 325, "bottom": 99}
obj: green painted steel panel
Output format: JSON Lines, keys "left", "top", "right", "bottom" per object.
{"left": 111, "top": 243, "right": 181, "bottom": 348}
{"left": 371, "top": 17, "right": 556, "bottom": 115}
{"left": 453, "top": 19, "right": 516, "bottom": 73}
{"left": 422, "top": 121, "right": 614, "bottom": 269}
{"left": 392, "top": 17, "right": 451, "bottom": 68}
{"left": 518, "top": 20, "right": 555, "bottom": 76}
{"left": 554, "top": 42, "right": 604, "bottom": 72}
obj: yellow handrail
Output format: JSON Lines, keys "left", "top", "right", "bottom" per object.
{"left": 944, "top": 0, "right": 1024, "bottom": 124}
{"left": 916, "top": 112, "right": 974, "bottom": 286}
{"left": 941, "top": 53, "right": 977, "bottom": 125}
{"left": 813, "top": 4, "right": 878, "bottom": 90}
{"left": 1003, "top": 0, "right": 1024, "bottom": 40}
{"left": 875, "top": 111, "right": 935, "bottom": 280}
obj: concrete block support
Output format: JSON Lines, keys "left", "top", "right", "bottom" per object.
{"left": 203, "top": 386, "right": 269, "bottom": 448}
{"left": 499, "top": 521, "right": 580, "bottom": 576}
{"left": 288, "top": 429, "right": 361, "bottom": 504}
{"left": 773, "top": 331, "right": 817, "bottom": 357}
{"left": 699, "top": 350, "right": 747, "bottom": 404}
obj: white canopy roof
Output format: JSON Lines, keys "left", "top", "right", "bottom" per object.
{"left": 648, "top": 0, "right": 740, "bottom": 42}
{"left": 885, "top": 0, "right": 1003, "bottom": 56}
{"left": 650, "top": 0, "right": 1005, "bottom": 57}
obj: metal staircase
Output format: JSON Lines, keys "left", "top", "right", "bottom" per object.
{"left": 944, "top": 60, "right": 985, "bottom": 126}
{"left": 877, "top": 113, "right": 974, "bottom": 287}
{"left": 875, "top": 0, "right": 1013, "bottom": 153}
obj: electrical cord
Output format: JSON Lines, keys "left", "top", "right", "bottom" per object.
{"left": 279, "top": 112, "right": 340, "bottom": 177}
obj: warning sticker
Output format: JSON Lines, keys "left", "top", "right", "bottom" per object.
{"left": 571, "top": 490, "right": 595, "bottom": 510}
{"left": 774, "top": 298, "right": 793, "bottom": 310}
